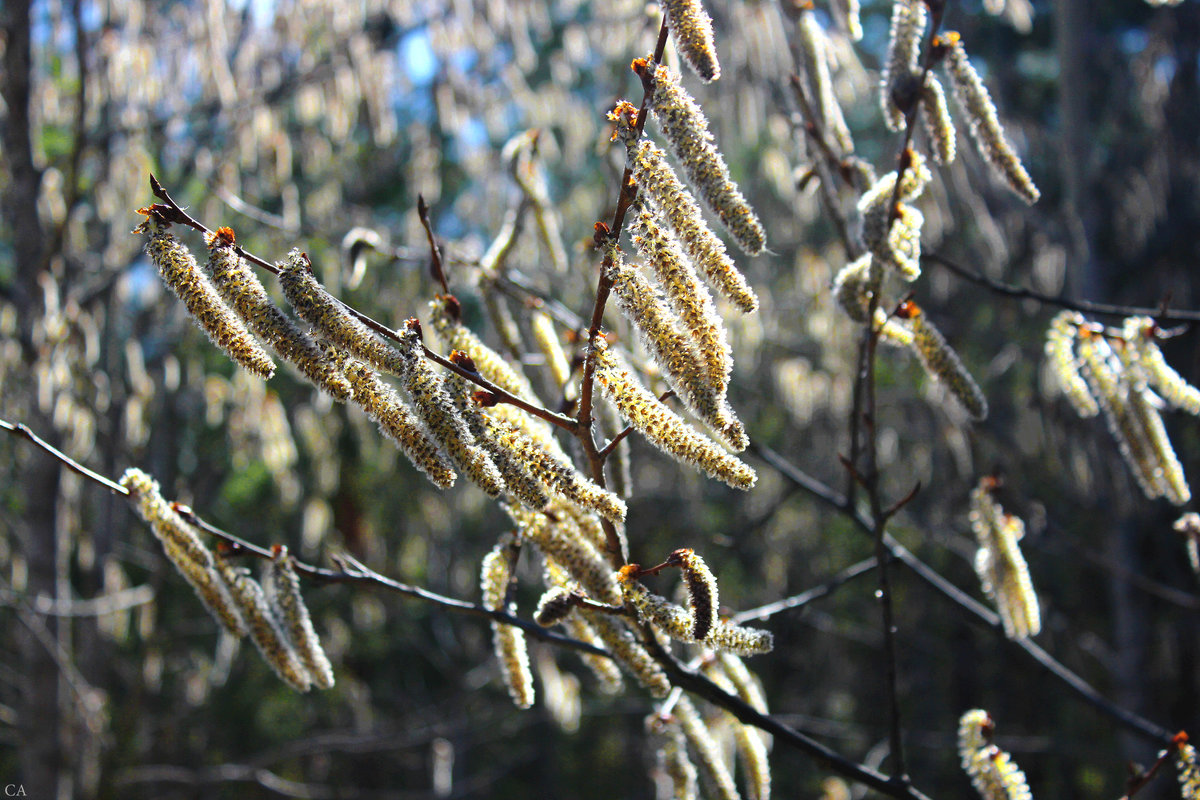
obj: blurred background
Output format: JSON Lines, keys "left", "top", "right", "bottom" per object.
{"left": 2, "top": 0, "right": 1200, "bottom": 797}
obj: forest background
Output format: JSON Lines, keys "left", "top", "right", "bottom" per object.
{"left": 2, "top": 0, "right": 1200, "bottom": 797}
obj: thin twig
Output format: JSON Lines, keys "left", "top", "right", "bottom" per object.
{"left": 0, "top": 418, "right": 128, "bottom": 495}
{"left": 597, "top": 390, "right": 674, "bottom": 460}
{"left": 730, "top": 557, "right": 878, "bottom": 624}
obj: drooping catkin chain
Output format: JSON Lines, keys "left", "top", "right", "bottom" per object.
{"left": 796, "top": 7, "right": 854, "bottom": 157}
{"left": 637, "top": 60, "right": 766, "bottom": 256}
{"left": 137, "top": 215, "right": 275, "bottom": 379}
{"left": 610, "top": 103, "right": 757, "bottom": 313}
{"left": 921, "top": 74, "right": 957, "bottom": 165}
{"left": 935, "top": 32, "right": 1041, "bottom": 205}
{"left": 896, "top": 301, "right": 988, "bottom": 421}
{"left": 1113, "top": 337, "right": 1191, "bottom": 505}
{"left": 605, "top": 243, "right": 746, "bottom": 451}
{"left": 661, "top": 0, "right": 721, "bottom": 82}
{"left": 957, "top": 710, "right": 1034, "bottom": 800}
{"left": 880, "top": 0, "right": 927, "bottom": 132}
{"left": 266, "top": 545, "right": 335, "bottom": 690}
{"left": 673, "top": 694, "right": 743, "bottom": 800}
{"left": 1123, "top": 316, "right": 1200, "bottom": 415}
{"left": 968, "top": 480, "right": 1040, "bottom": 640}
{"left": 591, "top": 338, "right": 756, "bottom": 490}
{"left": 203, "top": 228, "right": 351, "bottom": 400}
{"left": 702, "top": 666, "right": 771, "bottom": 800}
{"left": 1044, "top": 311, "right": 1099, "bottom": 417}
{"left": 481, "top": 537, "right": 534, "bottom": 709}
{"left": 857, "top": 151, "right": 931, "bottom": 282}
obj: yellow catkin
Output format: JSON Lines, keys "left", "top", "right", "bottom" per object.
{"left": 391, "top": 325, "right": 506, "bottom": 497}
{"left": 674, "top": 695, "right": 742, "bottom": 800}
{"left": 1124, "top": 316, "right": 1200, "bottom": 415}
{"left": 880, "top": 0, "right": 927, "bottom": 131}
{"left": 530, "top": 310, "right": 573, "bottom": 392}
{"left": 969, "top": 481, "right": 1040, "bottom": 640}
{"left": 612, "top": 105, "right": 757, "bottom": 313}
{"left": 1126, "top": 383, "right": 1190, "bottom": 505}
{"left": 831, "top": 0, "right": 862, "bottom": 40}
{"left": 630, "top": 199, "right": 734, "bottom": 405}
{"left": 277, "top": 249, "right": 408, "bottom": 376}
{"left": 534, "top": 586, "right": 576, "bottom": 627}
{"left": 142, "top": 221, "right": 275, "bottom": 378}
{"left": 581, "top": 608, "right": 672, "bottom": 698}
{"left": 540, "top": 560, "right": 627, "bottom": 693}
{"left": 705, "top": 620, "right": 774, "bottom": 657}
{"left": 921, "top": 74, "right": 957, "bottom": 165}
{"left": 592, "top": 340, "right": 756, "bottom": 490}
{"left": 672, "top": 548, "right": 719, "bottom": 642}
{"left": 857, "top": 155, "right": 931, "bottom": 282}
{"left": 797, "top": 8, "right": 854, "bottom": 156}
{"left": 119, "top": 468, "right": 246, "bottom": 636}
{"left": 342, "top": 359, "right": 458, "bottom": 488}
{"left": 606, "top": 244, "right": 746, "bottom": 451}
{"left": 643, "top": 62, "right": 766, "bottom": 255}
{"left": 619, "top": 569, "right": 697, "bottom": 643}
{"left": 429, "top": 295, "right": 537, "bottom": 402}
{"left": 514, "top": 505, "right": 621, "bottom": 605}
{"left": 662, "top": 0, "right": 721, "bottom": 82}
{"left": 1045, "top": 311, "right": 1099, "bottom": 417}
{"left": 481, "top": 538, "right": 534, "bottom": 709}
{"left": 957, "top": 710, "right": 1033, "bottom": 800}
{"left": 203, "top": 229, "right": 350, "bottom": 400}
{"left": 938, "top": 32, "right": 1040, "bottom": 204}
{"left": 899, "top": 302, "right": 989, "bottom": 421}
{"left": 648, "top": 712, "right": 700, "bottom": 800}
{"left": 1177, "top": 737, "right": 1200, "bottom": 800}
{"left": 703, "top": 667, "right": 770, "bottom": 800}
{"left": 266, "top": 546, "right": 335, "bottom": 690}
{"left": 212, "top": 556, "right": 312, "bottom": 692}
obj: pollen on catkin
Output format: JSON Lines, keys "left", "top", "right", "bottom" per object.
{"left": 212, "top": 555, "right": 312, "bottom": 692}
{"left": 342, "top": 359, "right": 458, "bottom": 488}
{"left": 662, "top": 0, "right": 721, "bottom": 82}
{"left": 857, "top": 157, "right": 930, "bottom": 281}
{"left": 880, "top": 0, "right": 927, "bottom": 131}
{"left": 591, "top": 339, "right": 756, "bottom": 490}
{"left": 429, "top": 294, "right": 538, "bottom": 402}
{"left": 705, "top": 620, "right": 774, "bottom": 657}
{"left": 580, "top": 607, "right": 672, "bottom": 698}
{"left": 958, "top": 710, "right": 1033, "bottom": 800}
{"left": 1176, "top": 734, "right": 1200, "bottom": 800}
{"left": 640, "top": 61, "right": 766, "bottom": 255}
{"left": 119, "top": 468, "right": 246, "bottom": 637}
{"left": 277, "top": 249, "right": 408, "bottom": 377}
{"left": 266, "top": 545, "right": 335, "bottom": 690}
{"left": 203, "top": 229, "right": 351, "bottom": 400}
{"left": 969, "top": 480, "right": 1040, "bottom": 640}
{"left": 897, "top": 301, "right": 988, "bottom": 420}
{"left": 619, "top": 567, "right": 697, "bottom": 643}
{"left": 514, "top": 504, "right": 622, "bottom": 605}
{"left": 611, "top": 104, "right": 757, "bottom": 313}
{"left": 674, "top": 695, "right": 742, "bottom": 800}
{"left": 922, "top": 74, "right": 957, "bottom": 165}
{"left": 606, "top": 244, "right": 746, "bottom": 451}
{"left": 670, "top": 548, "right": 719, "bottom": 642}
{"left": 797, "top": 8, "right": 854, "bottom": 156}
{"left": 1045, "top": 311, "right": 1099, "bottom": 417}
{"left": 938, "top": 32, "right": 1040, "bottom": 204}
{"left": 481, "top": 538, "right": 534, "bottom": 709}
{"left": 140, "top": 218, "right": 275, "bottom": 378}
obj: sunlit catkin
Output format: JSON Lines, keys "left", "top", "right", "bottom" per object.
{"left": 1124, "top": 316, "right": 1200, "bottom": 415}
{"left": 278, "top": 249, "right": 407, "bottom": 376}
{"left": 674, "top": 695, "right": 742, "bottom": 800}
{"left": 703, "top": 667, "right": 770, "bottom": 800}
{"left": 119, "top": 468, "right": 245, "bottom": 637}
{"left": 611, "top": 104, "right": 757, "bottom": 313}
{"left": 342, "top": 359, "right": 458, "bottom": 488}
{"left": 592, "top": 339, "right": 756, "bottom": 490}
{"left": 648, "top": 712, "right": 700, "bottom": 800}
{"left": 969, "top": 480, "right": 1040, "bottom": 640}
{"left": 212, "top": 555, "right": 312, "bottom": 692}
{"left": 705, "top": 620, "right": 774, "bottom": 657}
{"left": 958, "top": 710, "right": 1033, "bottom": 800}
{"left": 1045, "top": 311, "right": 1099, "bottom": 417}
{"left": 203, "top": 228, "right": 350, "bottom": 400}
{"left": 530, "top": 310, "right": 573, "bottom": 391}
{"left": 619, "top": 567, "right": 697, "bottom": 643}
{"left": 857, "top": 155, "right": 931, "bottom": 281}
{"left": 1176, "top": 734, "right": 1200, "bottom": 800}
{"left": 671, "top": 548, "right": 719, "bottom": 642}
{"left": 514, "top": 504, "right": 622, "bottom": 605}
{"left": 921, "top": 74, "right": 957, "bottom": 165}
{"left": 880, "top": 0, "right": 927, "bottom": 131}
{"left": 140, "top": 218, "right": 275, "bottom": 378}
{"left": 580, "top": 608, "right": 671, "bottom": 698}
{"left": 639, "top": 61, "right": 766, "bottom": 255}
{"left": 267, "top": 545, "right": 334, "bottom": 689}
{"left": 606, "top": 244, "right": 746, "bottom": 450}
{"left": 430, "top": 294, "right": 538, "bottom": 402}
{"left": 662, "top": 0, "right": 721, "bottom": 82}
{"left": 937, "top": 32, "right": 1040, "bottom": 204}
{"left": 897, "top": 301, "right": 988, "bottom": 420}
{"left": 797, "top": 8, "right": 854, "bottom": 156}
{"left": 481, "top": 538, "right": 534, "bottom": 709}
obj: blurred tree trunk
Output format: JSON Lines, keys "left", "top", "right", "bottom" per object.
{"left": 1055, "top": 0, "right": 1099, "bottom": 301}
{"left": 2, "top": 1, "right": 65, "bottom": 796}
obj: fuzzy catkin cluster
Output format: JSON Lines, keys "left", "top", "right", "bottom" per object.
{"left": 797, "top": 6, "right": 854, "bottom": 156}
{"left": 481, "top": 537, "right": 534, "bottom": 709}
{"left": 969, "top": 480, "right": 1040, "bottom": 640}
{"left": 957, "top": 710, "right": 1034, "bottom": 800}
{"left": 1176, "top": 735, "right": 1200, "bottom": 800}
{"left": 1047, "top": 313, "right": 1196, "bottom": 504}
{"left": 661, "top": 0, "right": 721, "bottom": 82}
{"left": 880, "top": 0, "right": 927, "bottom": 131}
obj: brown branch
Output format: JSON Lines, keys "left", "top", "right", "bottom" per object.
{"left": 417, "top": 194, "right": 451, "bottom": 294}
{"left": 730, "top": 556, "right": 879, "bottom": 624}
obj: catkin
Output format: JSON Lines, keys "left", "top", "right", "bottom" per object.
{"left": 969, "top": 481, "right": 1040, "bottom": 640}
{"left": 1177, "top": 735, "right": 1200, "bottom": 800}
{"left": 266, "top": 546, "right": 335, "bottom": 689}
{"left": 674, "top": 695, "right": 742, "bottom": 800}
{"left": 1124, "top": 316, "right": 1200, "bottom": 415}
{"left": 880, "top": 0, "right": 927, "bottom": 131}
{"left": 898, "top": 302, "right": 988, "bottom": 421}
{"left": 671, "top": 548, "right": 719, "bottom": 642}
{"left": 938, "top": 32, "right": 1040, "bottom": 204}
{"left": 481, "top": 539, "right": 534, "bottom": 709}
{"left": 612, "top": 104, "right": 757, "bottom": 313}
{"left": 957, "top": 710, "right": 1034, "bottom": 800}
{"left": 341, "top": 359, "right": 459, "bottom": 489}
{"left": 1045, "top": 311, "right": 1099, "bottom": 417}
{"left": 831, "top": 0, "right": 862, "bottom": 40}
{"left": 592, "top": 339, "right": 756, "bottom": 490}
{"left": 580, "top": 608, "right": 672, "bottom": 698}
{"left": 606, "top": 244, "right": 745, "bottom": 451}
{"left": 530, "top": 310, "right": 573, "bottom": 392}
{"left": 641, "top": 61, "right": 766, "bottom": 255}
{"left": 1174, "top": 513, "right": 1200, "bottom": 575}
{"left": 857, "top": 155, "right": 931, "bottom": 282}
{"left": 204, "top": 228, "right": 351, "bottom": 400}
{"left": 278, "top": 249, "right": 407, "bottom": 376}
{"left": 648, "top": 712, "right": 700, "bottom": 800}
{"left": 921, "top": 74, "right": 957, "bottom": 165}
{"left": 141, "top": 220, "right": 275, "bottom": 378}
{"left": 705, "top": 620, "right": 774, "bottom": 657}
{"left": 662, "top": 0, "right": 721, "bottom": 82}
{"left": 703, "top": 667, "right": 770, "bottom": 800}
{"left": 514, "top": 504, "right": 622, "bottom": 605}
{"left": 797, "top": 8, "right": 854, "bottom": 156}
{"left": 430, "top": 295, "right": 538, "bottom": 402}
{"left": 619, "top": 568, "right": 698, "bottom": 643}
{"left": 119, "top": 468, "right": 245, "bottom": 637}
